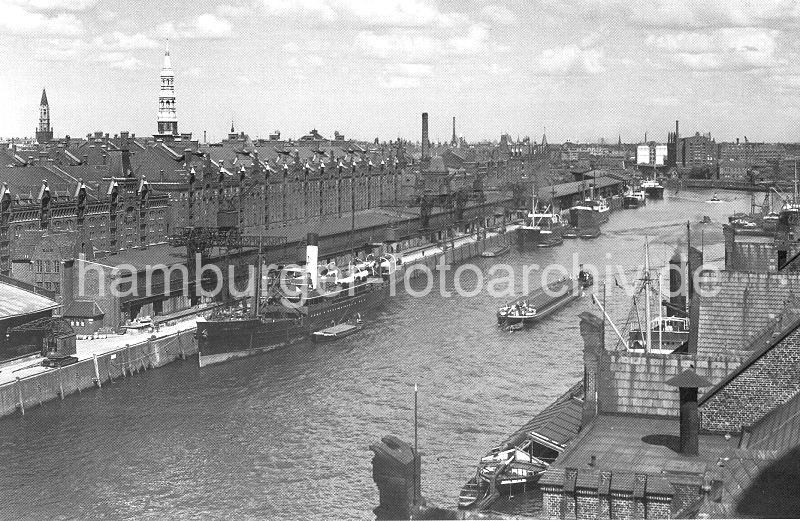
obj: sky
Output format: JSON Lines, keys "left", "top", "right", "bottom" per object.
{"left": 2, "top": 0, "right": 800, "bottom": 143}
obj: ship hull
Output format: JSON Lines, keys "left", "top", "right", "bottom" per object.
{"left": 644, "top": 186, "right": 664, "bottom": 199}
{"left": 196, "top": 282, "right": 390, "bottom": 367}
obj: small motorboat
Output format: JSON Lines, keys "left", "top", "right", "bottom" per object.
{"left": 312, "top": 316, "right": 364, "bottom": 343}
{"left": 481, "top": 244, "right": 511, "bottom": 258}
{"left": 706, "top": 193, "right": 724, "bottom": 204}
{"left": 700, "top": 215, "right": 712, "bottom": 224}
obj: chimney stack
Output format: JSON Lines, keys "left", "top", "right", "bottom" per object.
{"left": 421, "top": 112, "right": 429, "bottom": 160}
{"left": 666, "top": 369, "right": 711, "bottom": 456}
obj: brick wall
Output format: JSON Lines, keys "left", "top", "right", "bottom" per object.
{"left": 700, "top": 326, "right": 800, "bottom": 433}
{"left": 541, "top": 487, "right": 673, "bottom": 519}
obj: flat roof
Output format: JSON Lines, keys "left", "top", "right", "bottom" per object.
{"left": 0, "top": 281, "right": 60, "bottom": 321}
{"left": 555, "top": 413, "right": 736, "bottom": 478}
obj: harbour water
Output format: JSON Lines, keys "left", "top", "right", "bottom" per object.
{"left": 0, "top": 190, "right": 750, "bottom": 520}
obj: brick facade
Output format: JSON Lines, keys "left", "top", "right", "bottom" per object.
{"left": 700, "top": 324, "right": 800, "bottom": 433}
{"left": 540, "top": 469, "right": 674, "bottom": 520}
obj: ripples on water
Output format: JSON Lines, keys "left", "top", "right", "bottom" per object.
{"left": 0, "top": 191, "right": 749, "bottom": 520}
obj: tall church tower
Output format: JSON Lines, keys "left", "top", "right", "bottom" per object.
{"left": 36, "top": 88, "right": 53, "bottom": 143}
{"left": 156, "top": 43, "right": 178, "bottom": 138}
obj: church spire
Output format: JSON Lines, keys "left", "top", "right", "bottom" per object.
{"left": 36, "top": 88, "right": 53, "bottom": 143}
{"left": 156, "top": 42, "right": 178, "bottom": 139}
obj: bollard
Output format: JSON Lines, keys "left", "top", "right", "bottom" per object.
{"left": 125, "top": 344, "right": 131, "bottom": 376}
{"left": 16, "top": 377, "right": 24, "bottom": 416}
{"left": 57, "top": 365, "right": 64, "bottom": 399}
{"left": 93, "top": 353, "right": 102, "bottom": 388}
{"left": 75, "top": 370, "right": 81, "bottom": 392}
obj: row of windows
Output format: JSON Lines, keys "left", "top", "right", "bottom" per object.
{"left": 35, "top": 260, "right": 60, "bottom": 274}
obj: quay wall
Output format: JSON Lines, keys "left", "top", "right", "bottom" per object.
{"left": 402, "top": 232, "right": 508, "bottom": 279}
{"left": 666, "top": 178, "right": 768, "bottom": 192}
{"left": 0, "top": 328, "right": 197, "bottom": 421}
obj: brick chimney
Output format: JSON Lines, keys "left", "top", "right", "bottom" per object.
{"left": 580, "top": 312, "right": 605, "bottom": 425}
{"left": 421, "top": 112, "right": 429, "bottom": 161}
{"left": 666, "top": 369, "right": 711, "bottom": 455}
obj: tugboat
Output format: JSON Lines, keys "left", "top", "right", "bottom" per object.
{"left": 196, "top": 234, "right": 396, "bottom": 367}
{"left": 623, "top": 186, "right": 647, "bottom": 209}
{"left": 562, "top": 225, "right": 578, "bottom": 239}
{"left": 641, "top": 178, "right": 665, "bottom": 199}
{"left": 534, "top": 209, "right": 564, "bottom": 247}
{"left": 481, "top": 241, "right": 511, "bottom": 258}
{"left": 497, "top": 278, "right": 581, "bottom": 327}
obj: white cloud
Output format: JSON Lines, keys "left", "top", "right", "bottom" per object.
{"left": 216, "top": 3, "right": 251, "bottom": 17}
{"left": 260, "top": 0, "right": 337, "bottom": 21}
{"left": 647, "top": 28, "right": 783, "bottom": 70}
{"left": 0, "top": 2, "right": 83, "bottom": 36}
{"left": 354, "top": 30, "right": 438, "bottom": 59}
{"left": 5, "top": 0, "right": 98, "bottom": 11}
{"left": 354, "top": 24, "right": 490, "bottom": 60}
{"left": 259, "top": 0, "right": 469, "bottom": 27}
{"left": 283, "top": 41, "right": 300, "bottom": 53}
{"left": 385, "top": 62, "right": 432, "bottom": 77}
{"left": 93, "top": 31, "right": 158, "bottom": 50}
{"left": 448, "top": 24, "right": 489, "bottom": 54}
{"left": 479, "top": 4, "right": 517, "bottom": 26}
{"left": 155, "top": 13, "right": 233, "bottom": 39}
{"left": 536, "top": 44, "right": 606, "bottom": 75}
{"left": 306, "top": 54, "right": 324, "bottom": 66}
{"left": 379, "top": 75, "right": 421, "bottom": 88}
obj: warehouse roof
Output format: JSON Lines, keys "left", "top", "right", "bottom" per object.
{"left": 0, "top": 281, "right": 59, "bottom": 320}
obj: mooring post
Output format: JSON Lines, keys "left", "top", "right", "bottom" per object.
{"left": 93, "top": 353, "right": 102, "bottom": 388}
{"left": 57, "top": 365, "right": 64, "bottom": 399}
{"left": 16, "top": 377, "right": 24, "bottom": 416}
{"left": 125, "top": 344, "right": 131, "bottom": 376}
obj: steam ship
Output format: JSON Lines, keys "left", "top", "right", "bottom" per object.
{"left": 195, "top": 234, "right": 397, "bottom": 367}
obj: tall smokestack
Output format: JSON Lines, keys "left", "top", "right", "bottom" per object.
{"left": 305, "top": 233, "right": 319, "bottom": 290}
{"left": 421, "top": 112, "right": 429, "bottom": 160}
{"left": 452, "top": 116, "right": 457, "bottom": 145}
{"left": 675, "top": 120, "right": 679, "bottom": 139}
{"left": 666, "top": 369, "right": 711, "bottom": 456}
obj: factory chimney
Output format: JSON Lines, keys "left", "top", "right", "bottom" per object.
{"left": 451, "top": 116, "right": 457, "bottom": 146}
{"left": 421, "top": 112, "right": 429, "bottom": 160}
{"left": 666, "top": 369, "right": 711, "bottom": 456}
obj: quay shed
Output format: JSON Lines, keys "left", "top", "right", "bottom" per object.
{"left": 0, "top": 278, "right": 60, "bottom": 360}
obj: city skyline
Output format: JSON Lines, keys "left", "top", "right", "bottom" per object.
{"left": 2, "top": 0, "right": 800, "bottom": 143}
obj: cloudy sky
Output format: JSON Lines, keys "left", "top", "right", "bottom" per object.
{"left": 2, "top": 0, "right": 800, "bottom": 143}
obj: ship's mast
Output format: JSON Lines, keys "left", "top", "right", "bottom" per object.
{"left": 252, "top": 233, "right": 263, "bottom": 318}
{"left": 644, "top": 238, "right": 652, "bottom": 353}
{"left": 658, "top": 267, "right": 663, "bottom": 351}
{"left": 794, "top": 160, "right": 798, "bottom": 205}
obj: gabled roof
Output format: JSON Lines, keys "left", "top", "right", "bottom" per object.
{"left": 63, "top": 299, "right": 104, "bottom": 318}
{"left": 696, "top": 271, "right": 800, "bottom": 357}
{"left": 699, "top": 314, "right": 800, "bottom": 406}
{"left": 744, "top": 390, "right": 800, "bottom": 453}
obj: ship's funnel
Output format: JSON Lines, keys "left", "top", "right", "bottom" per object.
{"left": 306, "top": 233, "right": 319, "bottom": 290}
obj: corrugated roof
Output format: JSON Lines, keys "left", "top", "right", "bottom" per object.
{"left": 0, "top": 281, "right": 59, "bottom": 320}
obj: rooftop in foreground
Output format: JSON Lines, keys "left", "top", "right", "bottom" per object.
{"left": 554, "top": 413, "right": 737, "bottom": 479}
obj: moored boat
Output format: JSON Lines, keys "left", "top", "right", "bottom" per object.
{"left": 480, "top": 243, "right": 511, "bottom": 258}
{"left": 312, "top": 318, "right": 364, "bottom": 343}
{"left": 196, "top": 234, "right": 396, "bottom": 367}
{"left": 641, "top": 179, "right": 665, "bottom": 199}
